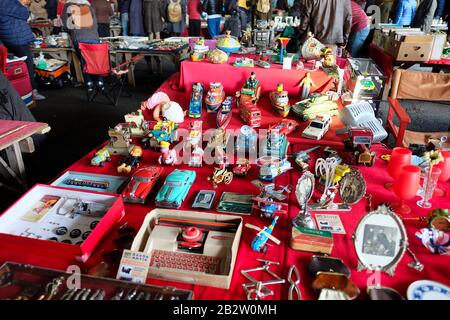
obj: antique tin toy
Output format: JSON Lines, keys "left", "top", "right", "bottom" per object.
{"left": 344, "top": 128, "right": 376, "bottom": 166}
{"left": 117, "top": 146, "right": 143, "bottom": 174}
{"left": 207, "top": 162, "right": 234, "bottom": 189}
{"left": 233, "top": 158, "right": 251, "bottom": 177}
{"left": 237, "top": 72, "right": 262, "bottom": 105}
{"left": 158, "top": 141, "right": 177, "bottom": 166}
{"left": 146, "top": 119, "right": 178, "bottom": 149}
{"left": 302, "top": 114, "right": 332, "bottom": 140}
{"left": 236, "top": 125, "right": 258, "bottom": 154}
{"left": 124, "top": 110, "right": 148, "bottom": 137}
{"left": 251, "top": 180, "right": 290, "bottom": 219}
{"left": 106, "top": 124, "right": 134, "bottom": 155}
{"left": 216, "top": 192, "right": 254, "bottom": 215}
{"left": 155, "top": 170, "right": 196, "bottom": 208}
{"left": 238, "top": 99, "right": 261, "bottom": 128}
{"left": 122, "top": 166, "right": 164, "bottom": 204}
{"left": 192, "top": 190, "right": 216, "bottom": 210}
{"left": 188, "top": 82, "right": 203, "bottom": 118}
{"left": 234, "top": 57, "right": 254, "bottom": 67}
{"left": 216, "top": 31, "right": 241, "bottom": 55}
{"left": 269, "top": 119, "right": 298, "bottom": 136}
{"left": 190, "top": 38, "right": 209, "bottom": 62}
{"left": 257, "top": 156, "right": 293, "bottom": 181}
{"left": 216, "top": 96, "right": 233, "bottom": 129}
{"left": 261, "top": 129, "right": 289, "bottom": 160}
{"left": 269, "top": 83, "right": 291, "bottom": 117}
{"left": 253, "top": 20, "right": 274, "bottom": 55}
{"left": 246, "top": 216, "right": 280, "bottom": 253}
{"left": 291, "top": 93, "right": 339, "bottom": 121}
{"left": 292, "top": 146, "right": 321, "bottom": 171}
{"left": 90, "top": 148, "right": 111, "bottom": 167}
{"left": 205, "top": 82, "right": 225, "bottom": 112}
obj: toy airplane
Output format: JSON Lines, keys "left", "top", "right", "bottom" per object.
{"left": 245, "top": 216, "right": 280, "bottom": 253}
{"left": 251, "top": 180, "right": 290, "bottom": 218}
{"left": 251, "top": 180, "right": 291, "bottom": 201}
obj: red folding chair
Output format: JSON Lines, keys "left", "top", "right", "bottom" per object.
{"left": 0, "top": 44, "right": 7, "bottom": 74}
{"left": 78, "top": 42, "right": 136, "bottom": 106}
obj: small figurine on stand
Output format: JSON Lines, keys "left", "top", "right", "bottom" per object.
{"left": 320, "top": 47, "right": 340, "bottom": 80}
{"left": 299, "top": 72, "right": 316, "bottom": 100}
{"left": 117, "top": 146, "right": 143, "bottom": 174}
{"left": 237, "top": 72, "right": 262, "bottom": 105}
{"left": 158, "top": 141, "right": 177, "bottom": 166}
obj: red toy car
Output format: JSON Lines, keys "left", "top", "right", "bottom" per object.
{"left": 233, "top": 158, "right": 252, "bottom": 177}
{"left": 122, "top": 166, "right": 164, "bottom": 204}
{"left": 269, "top": 119, "right": 299, "bottom": 136}
{"left": 238, "top": 99, "right": 261, "bottom": 128}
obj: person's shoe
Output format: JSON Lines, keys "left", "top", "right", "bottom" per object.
{"left": 86, "top": 81, "right": 94, "bottom": 92}
{"left": 32, "top": 89, "right": 46, "bottom": 101}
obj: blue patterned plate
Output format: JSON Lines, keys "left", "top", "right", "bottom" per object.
{"left": 407, "top": 280, "right": 450, "bottom": 300}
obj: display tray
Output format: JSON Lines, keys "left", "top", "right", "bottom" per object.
{"left": 0, "top": 262, "right": 194, "bottom": 300}
{"left": 131, "top": 209, "right": 243, "bottom": 289}
{"left": 51, "top": 171, "right": 128, "bottom": 194}
{"left": 0, "top": 184, "right": 125, "bottom": 263}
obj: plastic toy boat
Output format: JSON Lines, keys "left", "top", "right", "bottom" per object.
{"left": 205, "top": 82, "right": 225, "bottom": 113}
{"left": 269, "top": 84, "right": 291, "bottom": 117}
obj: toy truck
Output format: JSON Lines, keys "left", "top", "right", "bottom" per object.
{"left": 238, "top": 99, "right": 261, "bottom": 128}
{"left": 344, "top": 128, "right": 376, "bottom": 166}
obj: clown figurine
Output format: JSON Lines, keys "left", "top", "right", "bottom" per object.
{"left": 117, "top": 146, "right": 143, "bottom": 174}
{"left": 158, "top": 141, "right": 177, "bottom": 166}
{"left": 299, "top": 72, "right": 316, "bottom": 100}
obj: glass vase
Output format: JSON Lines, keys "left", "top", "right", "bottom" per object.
{"left": 417, "top": 167, "right": 441, "bottom": 209}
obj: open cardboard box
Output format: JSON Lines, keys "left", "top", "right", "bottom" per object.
{"left": 131, "top": 209, "right": 243, "bottom": 289}
{"left": 388, "top": 33, "right": 434, "bottom": 62}
{"left": 0, "top": 184, "right": 124, "bottom": 264}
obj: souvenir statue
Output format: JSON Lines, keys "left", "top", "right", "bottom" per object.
{"left": 251, "top": 180, "right": 290, "bottom": 219}
{"left": 216, "top": 31, "right": 241, "bottom": 55}
{"left": 216, "top": 96, "right": 233, "bottom": 129}
{"left": 344, "top": 128, "right": 377, "bottom": 166}
{"left": 190, "top": 38, "right": 209, "bottom": 62}
{"left": 155, "top": 170, "right": 196, "bottom": 208}
{"left": 301, "top": 32, "right": 325, "bottom": 60}
{"left": 188, "top": 82, "right": 204, "bottom": 118}
{"left": 233, "top": 158, "right": 251, "bottom": 177}
{"left": 234, "top": 57, "right": 254, "bottom": 67}
{"left": 237, "top": 72, "right": 262, "bottom": 105}
{"left": 207, "top": 48, "right": 229, "bottom": 64}
{"left": 245, "top": 216, "right": 280, "bottom": 253}
{"left": 207, "top": 162, "right": 233, "bottom": 189}
{"left": 269, "top": 83, "right": 290, "bottom": 117}
{"left": 321, "top": 47, "right": 340, "bottom": 80}
{"left": 121, "top": 166, "right": 164, "bottom": 204}
{"left": 292, "top": 93, "right": 339, "bottom": 121}
{"left": 117, "top": 146, "right": 143, "bottom": 174}
{"left": 106, "top": 124, "right": 134, "bottom": 155}
{"left": 256, "top": 156, "right": 292, "bottom": 181}
{"left": 90, "top": 148, "right": 112, "bottom": 167}
{"left": 299, "top": 72, "right": 316, "bottom": 101}
{"left": 158, "top": 141, "right": 177, "bottom": 166}
{"left": 124, "top": 110, "right": 147, "bottom": 137}
{"left": 236, "top": 125, "right": 258, "bottom": 154}
{"left": 302, "top": 114, "right": 332, "bottom": 140}
{"left": 269, "top": 119, "right": 298, "bottom": 136}
{"left": 146, "top": 119, "right": 178, "bottom": 149}
{"left": 205, "top": 82, "right": 225, "bottom": 112}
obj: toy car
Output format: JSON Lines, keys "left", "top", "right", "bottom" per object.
{"left": 188, "top": 82, "right": 203, "bottom": 118}
{"left": 291, "top": 93, "right": 339, "bottom": 121}
{"left": 269, "top": 119, "right": 298, "bottom": 136}
{"left": 257, "top": 156, "right": 293, "bottom": 181}
{"left": 146, "top": 120, "right": 179, "bottom": 149}
{"left": 90, "top": 148, "right": 112, "bottom": 167}
{"left": 155, "top": 170, "right": 196, "bottom": 208}
{"left": 319, "top": 164, "right": 351, "bottom": 185}
{"left": 233, "top": 158, "right": 251, "bottom": 177}
{"left": 122, "top": 166, "right": 164, "bottom": 204}
{"left": 301, "top": 115, "right": 331, "bottom": 140}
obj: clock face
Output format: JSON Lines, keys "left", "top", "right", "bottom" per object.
{"left": 296, "top": 172, "right": 314, "bottom": 207}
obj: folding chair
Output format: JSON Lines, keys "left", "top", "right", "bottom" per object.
{"left": 78, "top": 42, "right": 136, "bottom": 106}
{"left": 386, "top": 69, "right": 450, "bottom": 148}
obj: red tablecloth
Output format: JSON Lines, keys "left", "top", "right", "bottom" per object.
{"left": 1, "top": 74, "right": 449, "bottom": 300}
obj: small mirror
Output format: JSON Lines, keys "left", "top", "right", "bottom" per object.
{"left": 353, "top": 205, "right": 408, "bottom": 276}
{"left": 295, "top": 171, "right": 315, "bottom": 208}
{"left": 339, "top": 171, "right": 366, "bottom": 205}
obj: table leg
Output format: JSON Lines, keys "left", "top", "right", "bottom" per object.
{"left": 71, "top": 52, "right": 84, "bottom": 83}
{"left": 5, "top": 143, "right": 27, "bottom": 188}
{"left": 125, "top": 53, "right": 136, "bottom": 87}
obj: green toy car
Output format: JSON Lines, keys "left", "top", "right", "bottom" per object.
{"left": 155, "top": 170, "right": 196, "bottom": 208}
{"left": 291, "top": 93, "right": 339, "bottom": 121}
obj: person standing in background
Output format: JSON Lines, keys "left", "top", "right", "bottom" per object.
{"left": 348, "top": 0, "right": 370, "bottom": 57}
{"left": 143, "top": 0, "right": 165, "bottom": 40}
{"left": 30, "top": 0, "right": 49, "bottom": 19}
{"left": 188, "top": 0, "right": 202, "bottom": 36}
{"left": 91, "top": 0, "right": 114, "bottom": 37}
{"left": 118, "top": 0, "right": 130, "bottom": 36}
{"left": 391, "top": 0, "right": 416, "bottom": 25}
{"left": 412, "top": 0, "right": 437, "bottom": 33}
{"left": 129, "top": 0, "right": 145, "bottom": 35}
{"left": 165, "top": 0, "right": 187, "bottom": 36}
{"left": 298, "top": 0, "right": 352, "bottom": 50}
{"left": 202, "top": 0, "right": 223, "bottom": 38}
{"left": 435, "top": 0, "right": 446, "bottom": 18}
{"left": 45, "top": 0, "right": 58, "bottom": 20}
{"left": 0, "top": 0, "right": 46, "bottom": 100}
{"left": 236, "top": 0, "right": 249, "bottom": 30}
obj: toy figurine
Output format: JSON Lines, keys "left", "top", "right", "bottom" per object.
{"left": 117, "top": 146, "right": 143, "bottom": 174}
{"left": 90, "top": 148, "right": 111, "bottom": 167}
{"left": 253, "top": 20, "right": 274, "bottom": 55}
{"left": 236, "top": 72, "right": 262, "bottom": 105}
{"left": 299, "top": 72, "right": 316, "bottom": 100}
{"left": 205, "top": 82, "right": 225, "bottom": 113}
{"left": 207, "top": 162, "right": 233, "bottom": 189}
{"left": 156, "top": 101, "right": 185, "bottom": 123}
{"left": 158, "top": 141, "right": 177, "bottom": 166}
{"left": 189, "top": 145, "right": 204, "bottom": 168}
{"left": 106, "top": 124, "right": 134, "bottom": 155}
{"left": 320, "top": 47, "right": 340, "bottom": 80}
{"left": 188, "top": 83, "right": 204, "bottom": 118}
{"left": 146, "top": 119, "right": 179, "bottom": 149}
{"left": 269, "top": 83, "right": 290, "bottom": 117}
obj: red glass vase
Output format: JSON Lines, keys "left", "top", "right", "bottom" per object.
{"left": 392, "top": 165, "right": 421, "bottom": 215}
{"left": 385, "top": 147, "right": 412, "bottom": 190}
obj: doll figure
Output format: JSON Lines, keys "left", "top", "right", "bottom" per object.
{"left": 117, "top": 146, "right": 143, "bottom": 174}
{"left": 158, "top": 141, "right": 177, "bottom": 165}
{"left": 245, "top": 72, "right": 259, "bottom": 90}
{"left": 299, "top": 72, "right": 316, "bottom": 100}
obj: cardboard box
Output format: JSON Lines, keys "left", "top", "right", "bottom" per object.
{"left": 0, "top": 184, "right": 125, "bottom": 264}
{"left": 388, "top": 34, "right": 434, "bottom": 62}
{"left": 430, "top": 33, "right": 447, "bottom": 60}
{"left": 131, "top": 209, "right": 243, "bottom": 289}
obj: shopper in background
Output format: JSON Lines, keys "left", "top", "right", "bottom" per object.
{"left": 202, "top": 0, "right": 223, "bottom": 38}
{"left": 298, "top": 0, "right": 352, "bottom": 49}
{"left": 45, "top": 0, "right": 58, "bottom": 20}
{"left": 91, "top": 0, "right": 114, "bottom": 37}
{"left": 0, "top": 0, "right": 46, "bottom": 100}
{"left": 30, "top": 0, "right": 49, "bottom": 20}
{"left": 188, "top": 0, "right": 202, "bottom": 36}
{"left": 143, "top": 0, "right": 165, "bottom": 40}
{"left": 391, "top": 0, "right": 416, "bottom": 25}
{"left": 412, "top": 0, "right": 437, "bottom": 33}
{"left": 129, "top": 0, "right": 145, "bottom": 36}
{"left": 118, "top": 0, "right": 130, "bottom": 36}
{"left": 165, "top": 0, "right": 187, "bottom": 36}
{"left": 236, "top": 0, "right": 249, "bottom": 31}
{"left": 348, "top": 0, "right": 370, "bottom": 57}
{"left": 435, "top": 0, "right": 446, "bottom": 18}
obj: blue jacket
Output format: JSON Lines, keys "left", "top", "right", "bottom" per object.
{"left": 0, "top": 0, "right": 35, "bottom": 46}
{"left": 393, "top": 0, "right": 417, "bottom": 25}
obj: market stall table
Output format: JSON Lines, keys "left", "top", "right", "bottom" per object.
{"left": 0, "top": 120, "right": 50, "bottom": 191}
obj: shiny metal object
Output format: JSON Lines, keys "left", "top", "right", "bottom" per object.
{"left": 111, "top": 288, "right": 124, "bottom": 300}
{"left": 72, "top": 288, "right": 86, "bottom": 300}
{"left": 80, "top": 288, "right": 92, "bottom": 300}
{"left": 292, "top": 171, "right": 316, "bottom": 229}
{"left": 407, "top": 247, "right": 424, "bottom": 272}
{"left": 126, "top": 288, "right": 138, "bottom": 300}
{"left": 61, "top": 288, "right": 76, "bottom": 300}
{"left": 38, "top": 276, "right": 64, "bottom": 300}
{"left": 287, "top": 265, "right": 301, "bottom": 300}
{"left": 89, "top": 289, "right": 105, "bottom": 300}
